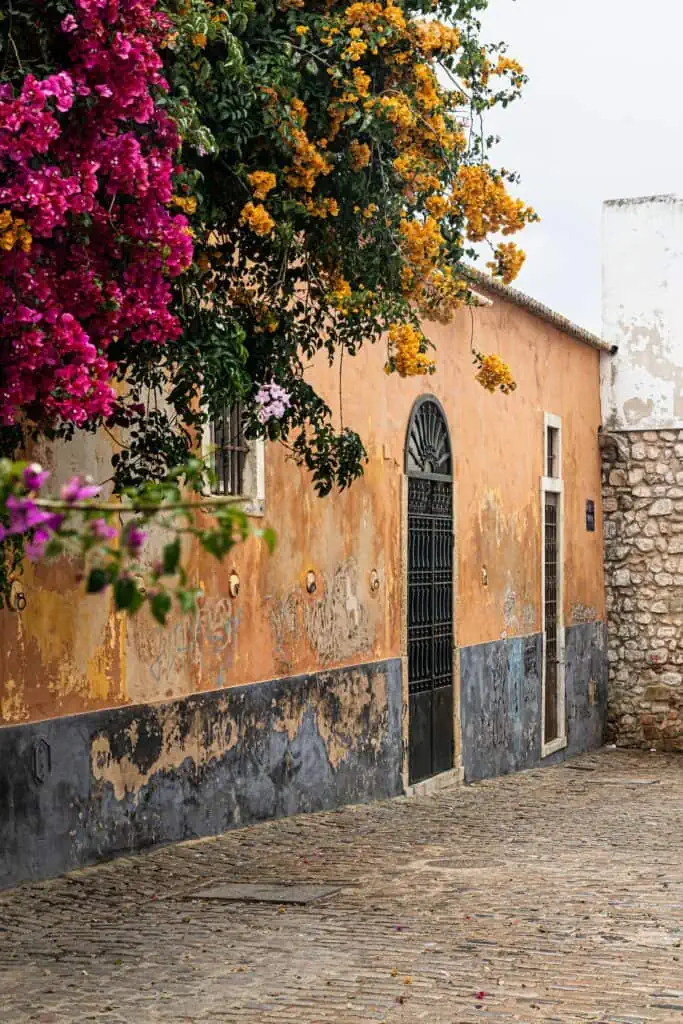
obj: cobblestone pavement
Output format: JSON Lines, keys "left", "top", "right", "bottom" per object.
{"left": 3, "top": 749, "right": 683, "bottom": 1023}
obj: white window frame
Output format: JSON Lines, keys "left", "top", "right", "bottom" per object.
{"left": 540, "top": 412, "right": 567, "bottom": 757}
{"left": 202, "top": 415, "right": 266, "bottom": 518}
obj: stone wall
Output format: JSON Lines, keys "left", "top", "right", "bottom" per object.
{"left": 602, "top": 429, "right": 683, "bottom": 749}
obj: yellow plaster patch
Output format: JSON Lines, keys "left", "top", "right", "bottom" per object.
{"left": 315, "top": 669, "right": 388, "bottom": 769}
{"left": 19, "top": 574, "right": 126, "bottom": 706}
{"left": 0, "top": 678, "right": 29, "bottom": 723}
{"left": 271, "top": 668, "right": 389, "bottom": 769}
{"left": 90, "top": 704, "right": 241, "bottom": 802}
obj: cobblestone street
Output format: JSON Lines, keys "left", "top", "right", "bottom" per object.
{"left": 2, "top": 749, "right": 683, "bottom": 1023}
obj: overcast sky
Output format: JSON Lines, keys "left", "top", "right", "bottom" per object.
{"left": 479, "top": 0, "right": 683, "bottom": 334}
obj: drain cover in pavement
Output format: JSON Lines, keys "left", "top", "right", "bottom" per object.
{"left": 190, "top": 883, "right": 340, "bottom": 904}
{"left": 583, "top": 778, "right": 660, "bottom": 786}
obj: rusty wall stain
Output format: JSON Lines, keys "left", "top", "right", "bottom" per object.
{"left": 465, "top": 490, "right": 540, "bottom": 641}
{"left": 0, "top": 679, "right": 29, "bottom": 723}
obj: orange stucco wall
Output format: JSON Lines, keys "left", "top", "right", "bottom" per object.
{"left": 0, "top": 291, "right": 605, "bottom": 726}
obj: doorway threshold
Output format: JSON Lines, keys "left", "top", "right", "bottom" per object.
{"left": 404, "top": 766, "right": 463, "bottom": 799}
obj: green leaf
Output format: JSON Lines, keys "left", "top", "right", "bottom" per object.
{"left": 114, "top": 576, "right": 140, "bottom": 611}
{"left": 199, "top": 531, "right": 232, "bottom": 560}
{"left": 260, "top": 527, "right": 277, "bottom": 554}
{"left": 87, "top": 568, "right": 109, "bottom": 594}
{"left": 177, "top": 588, "right": 199, "bottom": 613}
{"left": 162, "top": 538, "right": 181, "bottom": 575}
{"left": 151, "top": 591, "right": 172, "bottom": 625}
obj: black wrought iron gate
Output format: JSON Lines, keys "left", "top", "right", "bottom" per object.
{"left": 406, "top": 398, "right": 454, "bottom": 784}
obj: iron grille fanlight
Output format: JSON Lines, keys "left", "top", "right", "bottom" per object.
{"left": 405, "top": 397, "right": 452, "bottom": 478}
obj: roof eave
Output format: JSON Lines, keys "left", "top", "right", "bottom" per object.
{"left": 462, "top": 267, "right": 613, "bottom": 354}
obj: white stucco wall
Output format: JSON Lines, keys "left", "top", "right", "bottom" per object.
{"left": 601, "top": 194, "right": 683, "bottom": 430}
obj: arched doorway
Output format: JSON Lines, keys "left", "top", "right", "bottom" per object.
{"left": 405, "top": 396, "right": 454, "bottom": 784}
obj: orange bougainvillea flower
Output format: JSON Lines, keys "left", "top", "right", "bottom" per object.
{"left": 239, "top": 202, "right": 275, "bottom": 236}
{"left": 247, "top": 171, "right": 277, "bottom": 200}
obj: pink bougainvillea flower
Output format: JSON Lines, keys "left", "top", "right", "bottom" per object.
{"left": 90, "top": 517, "right": 117, "bottom": 540}
{"left": 0, "top": 0, "right": 192, "bottom": 432}
{"left": 125, "top": 524, "right": 147, "bottom": 556}
{"left": 255, "top": 382, "right": 291, "bottom": 424}
{"left": 23, "top": 463, "right": 49, "bottom": 491}
{"left": 5, "top": 495, "right": 52, "bottom": 534}
{"left": 60, "top": 477, "right": 101, "bottom": 503}
{"left": 25, "top": 527, "right": 53, "bottom": 560}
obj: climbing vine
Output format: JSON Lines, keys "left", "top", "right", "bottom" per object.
{"left": 0, "top": 457, "right": 273, "bottom": 619}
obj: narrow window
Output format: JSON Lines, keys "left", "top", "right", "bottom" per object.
{"left": 544, "top": 491, "right": 560, "bottom": 743}
{"left": 546, "top": 424, "right": 560, "bottom": 478}
{"left": 541, "top": 413, "right": 566, "bottom": 756}
{"left": 211, "top": 403, "right": 249, "bottom": 495}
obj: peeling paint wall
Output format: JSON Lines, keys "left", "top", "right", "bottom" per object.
{"left": 1, "top": 290, "right": 604, "bottom": 727}
{"left": 0, "top": 659, "right": 402, "bottom": 889}
{"left": 461, "top": 622, "right": 607, "bottom": 782}
{"left": 453, "top": 299, "right": 606, "bottom": 644}
{"left": 602, "top": 194, "right": 683, "bottom": 430}
{"left": 0, "top": 281, "right": 609, "bottom": 885}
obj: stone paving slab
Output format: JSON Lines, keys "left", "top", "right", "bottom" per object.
{"left": 190, "top": 882, "right": 341, "bottom": 903}
{"left": 2, "top": 749, "right": 683, "bottom": 1022}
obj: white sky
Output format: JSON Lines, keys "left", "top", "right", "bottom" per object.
{"left": 479, "top": 0, "right": 683, "bottom": 334}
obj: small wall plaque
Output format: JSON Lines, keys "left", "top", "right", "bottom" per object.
{"left": 586, "top": 500, "right": 596, "bottom": 532}
{"left": 32, "top": 738, "right": 51, "bottom": 784}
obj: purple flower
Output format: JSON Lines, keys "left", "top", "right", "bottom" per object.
{"left": 6, "top": 495, "right": 51, "bottom": 534}
{"left": 26, "top": 528, "right": 52, "bottom": 561}
{"left": 44, "top": 513, "right": 65, "bottom": 532}
{"left": 126, "top": 525, "right": 147, "bottom": 557}
{"left": 90, "top": 518, "right": 117, "bottom": 541}
{"left": 254, "top": 382, "right": 291, "bottom": 424}
{"left": 61, "top": 14, "right": 78, "bottom": 32}
{"left": 61, "top": 476, "right": 101, "bottom": 503}
{"left": 23, "top": 463, "right": 50, "bottom": 491}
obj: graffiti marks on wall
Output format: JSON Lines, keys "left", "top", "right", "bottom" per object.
{"left": 503, "top": 583, "right": 536, "bottom": 636}
{"left": 268, "top": 592, "right": 300, "bottom": 676}
{"left": 571, "top": 603, "right": 597, "bottom": 625}
{"left": 269, "top": 559, "right": 374, "bottom": 674}
{"left": 148, "top": 597, "right": 240, "bottom": 688}
{"left": 304, "top": 560, "right": 372, "bottom": 664}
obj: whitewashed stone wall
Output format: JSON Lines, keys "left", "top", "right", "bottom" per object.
{"left": 602, "top": 195, "right": 683, "bottom": 431}
{"left": 601, "top": 195, "right": 683, "bottom": 748}
{"left": 602, "top": 428, "right": 683, "bottom": 749}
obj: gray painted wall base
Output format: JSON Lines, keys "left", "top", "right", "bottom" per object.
{"left": 0, "top": 624, "right": 608, "bottom": 889}
{"left": 460, "top": 622, "right": 607, "bottom": 782}
{"left": 0, "top": 659, "right": 403, "bottom": 890}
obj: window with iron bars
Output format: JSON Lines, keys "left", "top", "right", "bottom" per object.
{"left": 210, "top": 403, "right": 249, "bottom": 495}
